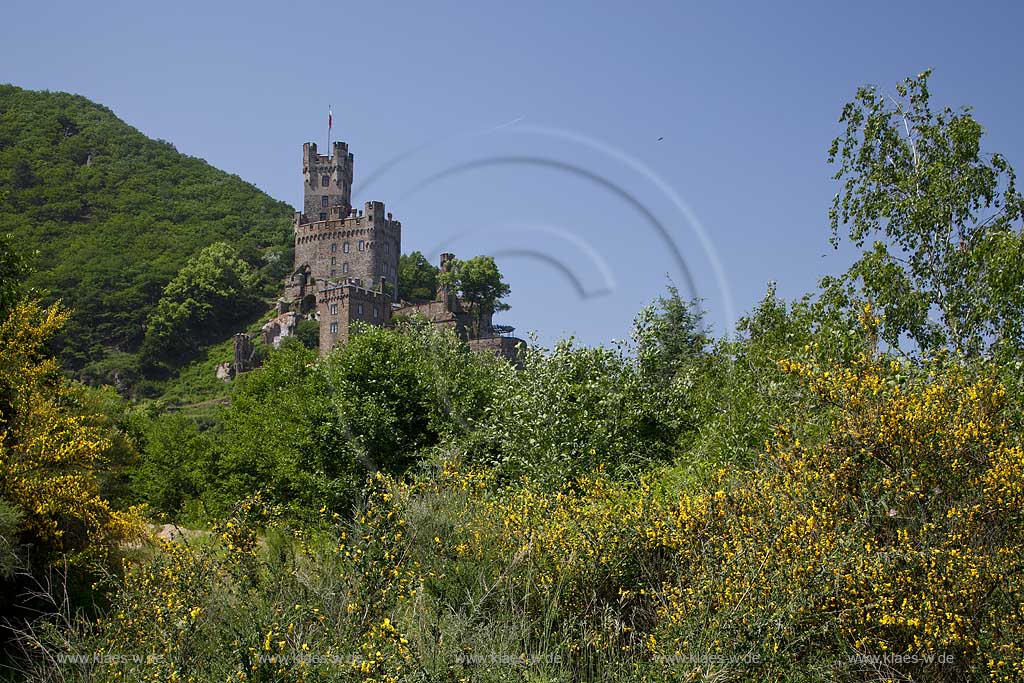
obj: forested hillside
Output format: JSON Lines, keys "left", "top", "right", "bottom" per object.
{"left": 0, "top": 85, "right": 293, "bottom": 381}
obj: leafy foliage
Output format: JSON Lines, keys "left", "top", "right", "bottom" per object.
{"left": 437, "top": 255, "right": 510, "bottom": 335}
{"left": 211, "top": 341, "right": 360, "bottom": 518}
{"left": 397, "top": 250, "right": 438, "bottom": 302}
{"left": 477, "top": 337, "right": 686, "bottom": 483}
{"left": 0, "top": 297, "right": 142, "bottom": 565}
{"left": 827, "top": 71, "right": 1024, "bottom": 357}
{"left": 0, "top": 232, "right": 29, "bottom": 320}
{"left": 139, "top": 241, "right": 262, "bottom": 371}
{"left": 0, "top": 85, "right": 293, "bottom": 375}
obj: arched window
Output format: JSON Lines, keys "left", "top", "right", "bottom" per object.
{"left": 321, "top": 175, "right": 330, "bottom": 187}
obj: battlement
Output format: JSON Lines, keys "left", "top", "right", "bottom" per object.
{"left": 293, "top": 201, "right": 402, "bottom": 243}
{"left": 318, "top": 278, "right": 391, "bottom": 303}
{"left": 303, "top": 141, "right": 354, "bottom": 168}
{"left": 293, "top": 221, "right": 401, "bottom": 246}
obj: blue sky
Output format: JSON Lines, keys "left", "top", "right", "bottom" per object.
{"left": 3, "top": 1, "right": 1023, "bottom": 346}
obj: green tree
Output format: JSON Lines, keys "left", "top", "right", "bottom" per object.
{"left": 633, "top": 284, "right": 709, "bottom": 380}
{"left": 827, "top": 70, "right": 1024, "bottom": 357}
{"left": 215, "top": 341, "right": 360, "bottom": 517}
{"left": 478, "top": 337, "right": 682, "bottom": 484}
{"left": 0, "top": 233, "right": 28, "bottom": 321}
{"left": 9, "top": 159, "right": 37, "bottom": 190}
{"left": 130, "top": 413, "right": 213, "bottom": 519}
{"left": 140, "top": 242, "right": 262, "bottom": 369}
{"left": 321, "top": 322, "right": 499, "bottom": 473}
{"left": 437, "top": 255, "right": 510, "bottom": 336}
{"left": 397, "top": 251, "right": 439, "bottom": 302}
{"left": 294, "top": 319, "right": 320, "bottom": 349}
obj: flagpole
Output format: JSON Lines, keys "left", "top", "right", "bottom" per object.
{"left": 327, "top": 104, "right": 331, "bottom": 152}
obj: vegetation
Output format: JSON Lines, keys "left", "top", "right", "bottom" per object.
{"left": 437, "top": 255, "right": 510, "bottom": 335}
{"left": 397, "top": 250, "right": 439, "bottom": 302}
{"left": 0, "top": 85, "right": 293, "bottom": 385}
{"left": 139, "top": 241, "right": 263, "bottom": 372}
{"left": 2, "top": 73, "right": 1023, "bottom": 682}
{"left": 826, "top": 71, "right": 1024, "bottom": 358}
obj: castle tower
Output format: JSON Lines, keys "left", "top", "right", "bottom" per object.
{"left": 290, "top": 137, "right": 402, "bottom": 347}
{"left": 303, "top": 141, "right": 353, "bottom": 220}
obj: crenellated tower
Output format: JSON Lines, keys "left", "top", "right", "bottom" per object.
{"left": 264, "top": 137, "right": 519, "bottom": 359}
{"left": 303, "top": 141, "right": 354, "bottom": 220}
{"left": 280, "top": 138, "right": 402, "bottom": 349}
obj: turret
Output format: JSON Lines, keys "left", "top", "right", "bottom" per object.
{"left": 303, "top": 141, "right": 354, "bottom": 220}
{"left": 437, "top": 252, "right": 456, "bottom": 305}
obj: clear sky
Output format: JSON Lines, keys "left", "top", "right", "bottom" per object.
{"left": 3, "top": 1, "right": 1022, "bottom": 346}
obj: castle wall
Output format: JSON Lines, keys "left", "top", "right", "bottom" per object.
{"left": 394, "top": 300, "right": 470, "bottom": 338}
{"left": 291, "top": 201, "right": 401, "bottom": 302}
{"left": 467, "top": 336, "right": 525, "bottom": 364}
{"left": 317, "top": 282, "right": 392, "bottom": 351}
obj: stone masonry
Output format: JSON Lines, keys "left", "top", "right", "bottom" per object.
{"left": 271, "top": 136, "right": 522, "bottom": 360}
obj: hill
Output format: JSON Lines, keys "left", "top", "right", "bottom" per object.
{"left": 0, "top": 85, "right": 293, "bottom": 383}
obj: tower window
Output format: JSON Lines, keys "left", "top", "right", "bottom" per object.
{"left": 331, "top": 243, "right": 337, "bottom": 253}
{"left": 385, "top": 242, "right": 390, "bottom": 253}
{"left": 330, "top": 303, "right": 338, "bottom": 315}
{"left": 330, "top": 269, "right": 336, "bottom": 277}
{"left": 321, "top": 195, "right": 329, "bottom": 208}
{"left": 331, "top": 256, "right": 336, "bottom": 266}
{"left": 358, "top": 240, "right": 365, "bottom": 251}
{"left": 321, "top": 175, "right": 330, "bottom": 187}
{"left": 319, "top": 213, "right": 327, "bottom": 221}
{"left": 357, "top": 303, "right": 364, "bottom": 315}
{"left": 373, "top": 306, "right": 379, "bottom": 319}
{"left": 330, "top": 322, "right": 338, "bottom": 334}
{"left": 342, "top": 263, "right": 349, "bottom": 273}
{"left": 343, "top": 242, "right": 350, "bottom": 253}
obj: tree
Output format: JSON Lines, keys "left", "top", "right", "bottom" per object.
{"left": 9, "top": 159, "right": 38, "bottom": 190}
{"left": 0, "top": 297, "right": 142, "bottom": 564}
{"left": 140, "top": 242, "right": 262, "bottom": 369}
{"left": 130, "top": 413, "right": 213, "bottom": 519}
{"left": 215, "top": 342, "right": 361, "bottom": 516}
{"left": 826, "top": 70, "right": 1024, "bottom": 358}
{"left": 0, "top": 233, "right": 28, "bottom": 321}
{"left": 633, "top": 284, "right": 709, "bottom": 380}
{"left": 437, "top": 255, "right": 511, "bottom": 336}
{"left": 294, "top": 319, "right": 320, "bottom": 349}
{"left": 397, "top": 251, "right": 439, "bottom": 302}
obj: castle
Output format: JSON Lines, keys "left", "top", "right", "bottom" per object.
{"left": 256, "top": 139, "right": 522, "bottom": 360}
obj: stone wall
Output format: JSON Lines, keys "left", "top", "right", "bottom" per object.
{"left": 467, "top": 335, "right": 525, "bottom": 364}
{"left": 290, "top": 202, "right": 401, "bottom": 303}
{"left": 317, "top": 282, "right": 392, "bottom": 351}
{"left": 302, "top": 141, "right": 353, "bottom": 218}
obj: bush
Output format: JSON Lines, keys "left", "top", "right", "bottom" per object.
{"left": 477, "top": 337, "right": 685, "bottom": 484}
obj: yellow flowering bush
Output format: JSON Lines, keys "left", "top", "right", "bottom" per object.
{"left": 27, "top": 353, "right": 1023, "bottom": 682}
{"left": 0, "top": 298, "right": 142, "bottom": 563}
